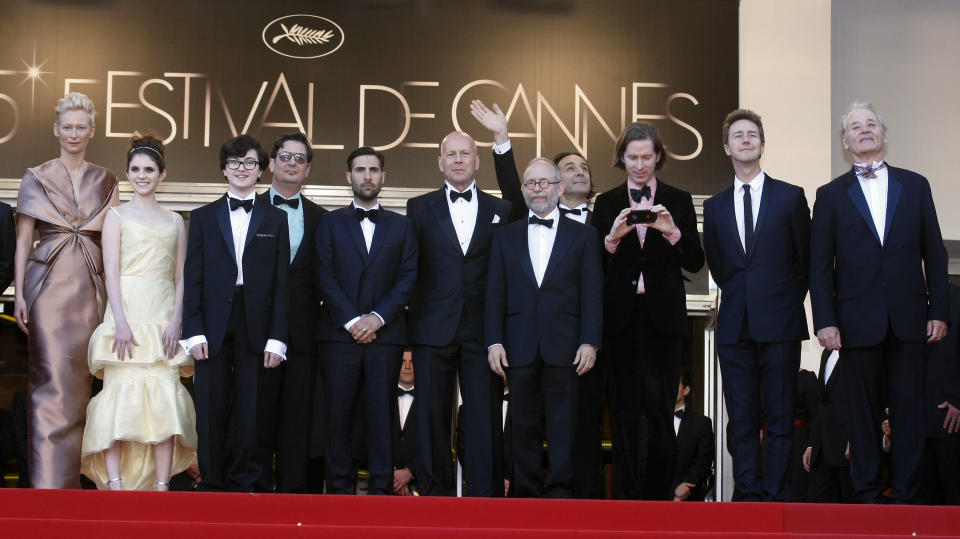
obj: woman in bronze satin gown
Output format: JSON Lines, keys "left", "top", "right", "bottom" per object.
{"left": 13, "top": 92, "right": 118, "bottom": 489}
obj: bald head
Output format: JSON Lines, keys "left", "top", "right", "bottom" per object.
{"left": 438, "top": 131, "right": 480, "bottom": 190}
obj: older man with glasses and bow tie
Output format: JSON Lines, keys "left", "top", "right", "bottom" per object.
{"left": 484, "top": 157, "right": 602, "bottom": 498}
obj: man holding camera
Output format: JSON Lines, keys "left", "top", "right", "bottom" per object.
{"left": 703, "top": 109, "right": 810, "bottom": 501}
{"left": 592, "top": 122, "right": 704, "bottom": 500}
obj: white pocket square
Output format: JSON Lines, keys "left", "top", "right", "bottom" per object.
{"left": 492, "top": 214, "right": 501, "bottom": 224}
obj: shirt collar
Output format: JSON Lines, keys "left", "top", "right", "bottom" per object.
{"left": 352, "top": 201, "right": 381, "bottom": 211}
{"left": 734, "top": 170, "right": 765, "bottom": 193}
{"left": 559, "top": 202, "right": 589, "bottom": 211}
{"left": 227, "top": 189, "right": 257, "bottom": 201}
{"left": 528, "top": 206, "right": 561, "bottom": 223}
{"left": 269, "top": 186, "right": 302, "bottom": 201}
{"left": 445, "top": 180, "right": 477, "bottom": 195}
{"left": 626, "top": 176, "right": 657, "bottom": 194}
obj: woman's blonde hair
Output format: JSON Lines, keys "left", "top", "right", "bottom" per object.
{"left": 55, "top": 92, "right": 96, "bottom": 127}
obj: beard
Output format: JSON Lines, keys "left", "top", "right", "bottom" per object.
{"left": 524, "top": 188, "right": 559, "bottom": 215}
{"left": 352, "top": 181, "right": 381, "bottom": 202}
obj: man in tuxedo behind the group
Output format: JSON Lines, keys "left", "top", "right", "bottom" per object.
{"left": 182, "top": 134, "right": 290, "bottom": 492}
{"left": 702, "top": 108, "right": 810, "bottom": 501}
{"left": 406, "top": 131, "right": 512, "bottom": 497}
{"left": 672, "top": 368, "right": 714, "bottom": 502}
{"left": 315, "top": 146, "right": 417, "bottom": 495}
{"left": 253, "top": 132, "right": 328, "bottom": 493}
{"left": 485, "top": 157, "right": 602, "bottom": 498}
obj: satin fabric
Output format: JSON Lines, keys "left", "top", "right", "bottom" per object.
{"left": 81, "top": 210, "right": 197, "bottom": 490}
{"left": 16, "top": 158, "right": 118, "bottom": 489}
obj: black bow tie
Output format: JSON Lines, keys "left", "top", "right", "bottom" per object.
{"left": 502, "top": 393, "right": 510, "bottom": 403}
{"left": 355, "top": 207, "right": 379, "bottom": 223}
{"left": 449, "top": 188, "right": 473, "bottom": 203}
{"left": 674, "top": 409, "right": 685, "bottom": 419}
{"left": 630, "top": 185, "right": 651, "bottom": 203}
{"left": 559, "top": 206, "right": 585, "bottom": 216}
{"left": 273, "top": 194, "right": 300, "bottom": 209}
{"left": 229, "top": 196, "right": 253, "bottom": 213}
{"left": 528, "top": 215, "right": 554, "bottom": 228}
{"left": 397, "top": 386, "right": 415, "bottom": 397}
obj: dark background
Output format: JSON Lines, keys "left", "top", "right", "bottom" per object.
{"left": 0, "top": 0, "right": 737, "bottom": 194}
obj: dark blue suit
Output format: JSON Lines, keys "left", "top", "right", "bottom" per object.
{"left": 406, "top": 187, "right": 512, "bottom": 497}
{"left": 485, "top": 215, "right": 603, "bottom": 497}
{"left": 703, "top": 175, "right": 810, "bottom": 501}
{"left": 810, "top": 165, "right": 949, "bottom": 503}
{"left": 183, "top": 194, "right": 290, "bottom": 491}
{"left": 314, "top": 204, "right": 417, "bottom": 494}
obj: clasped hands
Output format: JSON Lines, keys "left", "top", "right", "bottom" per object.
{"left": 350, "top": 313, "right": 383, "bottom": 344}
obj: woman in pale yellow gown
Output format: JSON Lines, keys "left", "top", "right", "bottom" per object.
{"left": 81, "top": 133, "right": 196, "bottom": 491}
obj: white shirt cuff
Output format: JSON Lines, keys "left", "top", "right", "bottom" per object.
{"left": 265, "top": 339, "right": 287, "bottom": 361}
{"left": 371, "top": 311, "right": 385, "bottom": 326}
{"left": 344, "top": 316, "right": 361, "bottom": 331}
{"left": 180, "top": 334, "right": 207, "bottom": 356}
{"left": 492, "top": 139, "right": 512, "bottom": 155}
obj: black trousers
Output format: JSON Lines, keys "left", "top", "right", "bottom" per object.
{"left": 253, "top": 349, "right": 317, "bottom": 493}
{"left": 807, "top": 460, "right": 855, "bottom": 503}
{"left": 193, "top": 287, "right": 262, "bottom": 492}
{"left": 322, "top": 340, "right": 403, "bottom": 495}
{"left": 507, "top": 354, "right": 579, "bottom": 498}
{"left": 921, "top": 435, "right": 960, "bottom": 505}
{"left": 414, "top": 314, "right": 503, "bottom": 497}
{"left": 573, "top": 362, "right": 605, "bottom": 498}
{"left": 718, "top": 319, "right": 800, "bottom": 502}
{"left": 842, "top": 328, "right": 925, "bottom": 503}
{"left": 608, "top": 294, "right": 681, "bottom": 500}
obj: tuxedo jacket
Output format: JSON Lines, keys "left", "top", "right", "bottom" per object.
{"left": 0, "top": 201, "right": 13, "bottom": 292}
{"left": 257, "top": 192, "right": 327, "bottom": 355}
{"left": 484, "top": 215, "right": 603, "bottom": 367}
{"left": 810, "top": 166, "right": 949, "bottom": 346}
{"left": 925, "top": 283, "right": 960, "bottom": 439}
{"left": 406, "top": 187, "right": 512, "bottom": 346}
{"left": 393, "top": 395, "right": 419, "bottom": 476}
{"left": 809, "top": 349, "right": 849, "bottom": 468}
{"left": 183, "top": 194, "right": 290, "bottom": 358}
{"left": 591, "top": 179, "right": 704, "bottom": 336}
{"left": 314, "top": 205, "right": 417, "bottom": 346}
{"left": 493, "top": 148, "right": 593, "bottom": 225}
{"left": 673, "top": 409, "right": 715, "bottom": 501}
{"left": 703, "top": 176, "right": 810, "bottom": 345}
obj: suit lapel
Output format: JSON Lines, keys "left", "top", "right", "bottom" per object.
{"left": 844, "top": 172, "right": 882, "bottom": 245}
{"left": 884, "top": 171, "right": 902, "bottom": 247}
{"left": 244, "top": 197, "right": 266, "bottom": 249}
{"left": 721, "top": 187, "right": 745, "bottom": 258}
{"left": 541, "top": 217, "right": 575, "bottom": 286}
{"left": 513, "top": 222, "right": 538, "bottom": 286}
{"left": 216, "top": 196, "right": 237, "bottom": 265}
{"left": 747, "top": 178, "right": 772, "bottom": 260}
{"left": 290, "top": 201, "right": 319, "bottom": 268}
{"left": 431, "top": 190, "right": 462, "bottom": 254}
{"left": 367, "top": 211, "right": 389, "bottom": 263}
{"left": 345, "top": 205, "right": 369, "bottom": 263}
{"left": 465, "top": 192, "right": 495, "bottom": 257}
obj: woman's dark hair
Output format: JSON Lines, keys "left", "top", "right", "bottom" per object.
{"left": 127, "top": 131, "right": 166, "bottom": 173}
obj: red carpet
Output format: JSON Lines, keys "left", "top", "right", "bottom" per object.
{"left": 2, "top": 489, "right": 959, "bottom": 537}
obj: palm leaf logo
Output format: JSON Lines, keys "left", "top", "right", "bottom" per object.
{"left": 272, "top": 23, "right": 335, "bottom": 46}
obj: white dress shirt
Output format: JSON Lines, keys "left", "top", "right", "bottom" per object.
{"left": 398, "top": 385, "right": 414, "bottom": 429}
{"left": 733, "top": 171, "right": 765, "bottom": 252}
{"left": 674, "top": 405, "right": 685, "bottom": 435}
{"left": 180, "top": 189, "right": 287, "bottom": 359}
{"left": 823, "top": 349, "right": 840, "bottom": 384}
{"left": 445, "top": 180, "right": 478, "bottom": 255}
{"left": 855, "top": 161, "right": 888, "bottom": 244}
{"left": 344, "top": 202, "right": 385, "bottom": 331}
{"left": 528, "top": 207, "right": 560, "bottom": 287}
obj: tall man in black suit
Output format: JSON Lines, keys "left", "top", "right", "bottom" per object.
{"left": 810, "top": 102, "right": 949, "bottom": 504}
{"left": 315, "top": 146, "right": 417, "bottom": 495}
{"left": 470, "top": 99, "right": 605, "bottom": 498}
{"left": 0, "top": 200, "right": 14, "bottom": 292}
{"left": 406, "top": 131, "right": 512, "bottom": 497}
{"left": 672, "top": 368, "right": 715, "bottom": 502}
{"left": 702, "top": 109, "right": 811, "bottom": 501}
{"left": 485, "top": 157, "right": 602, "bottom": 498}
{"left": 592, "top": 122, "right": 705, "bottom": 500}
{"left": 182, "top": 134, "right": 290, "bottom": 492}
{"left": 253, "top": 132, "right": 328, "bottom": 493}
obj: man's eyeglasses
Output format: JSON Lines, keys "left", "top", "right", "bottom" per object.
{"left": 523, "top": 178, "right": 562, "bottom": 190}
{"left": 277, "top": 151, "right": 308, "bottom": 165}
{"left": 226, "top": 158, "right": 260, "bottom": 170}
